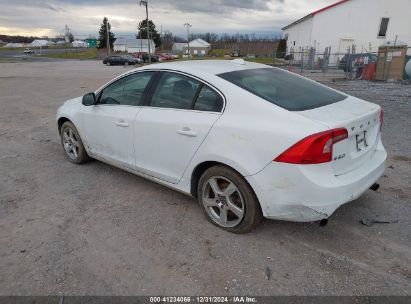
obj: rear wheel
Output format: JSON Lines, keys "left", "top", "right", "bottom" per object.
{"left": 198, "top": 165, "right": 262, "bottom": 233}
{"left": 60, "top": 121, "right": 90, "bottom": 164}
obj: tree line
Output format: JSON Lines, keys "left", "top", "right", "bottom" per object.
{"left": 162, "top": 31, "right": 286, "bottom": 57}
{"left": 96, "top": 17, "right": 286, "bottom": 57}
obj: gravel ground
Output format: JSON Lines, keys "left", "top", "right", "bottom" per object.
{"left": 0, "top": 61, "right": 410, "bottom": 296}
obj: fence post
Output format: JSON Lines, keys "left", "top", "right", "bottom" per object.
{"left": 345, "top": 46, "right": 351, "bottom": 79}
{"left": 349, "top": 44, "right": 355, "bottom": 80}
{"left": 322, "top": 47, "right": 329, "bottom": 73}
{"left": 300, "top": 47, "right": 304, "bottom": 74}
{"left": 308, "top": 47, "right": 315, "bottom": 69}
{"left": 328, "top": 47, "right": 331, "bottom": 72}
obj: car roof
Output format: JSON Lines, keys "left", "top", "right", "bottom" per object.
{"left": 137, "top": 60, "right": 269, "bottom": 76}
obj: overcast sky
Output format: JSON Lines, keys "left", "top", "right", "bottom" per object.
{"left": 0, "top": 0, "right": 337, "bottom": 38}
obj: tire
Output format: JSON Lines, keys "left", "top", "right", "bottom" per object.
{"left": 125, "top": 61, "right": 129, "bottom": 66}
{"left": 198, "top": 165, "right": 263, "bottom": 233}
{"left": 106, "top": 62, "right": 111, "bottom": 66}
{"left": 60, "top": 121, "right": 90, "bottom": 164}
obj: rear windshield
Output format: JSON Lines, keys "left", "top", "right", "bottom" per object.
{"left": 218, "top": 68, "right": 346, "bottom": 111}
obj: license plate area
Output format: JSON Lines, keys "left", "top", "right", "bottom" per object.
{"left": 355, "top": 130, "right": 369, "bottom": 152}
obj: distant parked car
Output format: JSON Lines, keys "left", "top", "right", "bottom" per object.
{"left": 284, "top": 54, "right": 294, "bottom": 61}
{"left": 142, "top": 54, "right": 159, "bottom": 63}
{"left": 160, "top": 53, "right": 176, "bottom": 60}
{"left": 103, "top": 55, "right": 140, "bottom": 66}
{"left": 130, "top": 52, "right": 145, "bottom": 60}
{"left": 162, "top": 53, "right": 179, "bottom": 60}
{"left": 23, "top": 48, "right": 34, "bottom": 54}
{"left": 339, "top": 53, "right": 378, "bottom": 72}
{"left": 155, "top": 54, "right": 168, "bottom": 62}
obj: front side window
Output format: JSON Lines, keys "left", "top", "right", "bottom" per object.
{"left": 378, "top": 18, "right": 389, "bottom": 38}
{"left": 150, "top": 72, "right": 200, "bottom": 109}
{"left": 99, "top": 72, "right": 154, "bottom": 106}
{"left": 218, "top": 68, "right": 346, "bottom": 111}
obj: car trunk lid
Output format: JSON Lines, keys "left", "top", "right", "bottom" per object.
{"left": 297, "top": 96, "right": 381, "bottom": 175}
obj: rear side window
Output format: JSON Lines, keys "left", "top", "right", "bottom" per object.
{"left": 218, "top": 68, "right": 346, "bottom": 111}
{"left": 194, "top": 85, "right": 224, "bottom": 112}
{"left": 150, "top": 72, "right": 200, "bottom": 110}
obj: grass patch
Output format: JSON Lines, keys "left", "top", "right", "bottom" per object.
{"left": 175, "top": 55, "right": 285, "bottom": 66}
{"left": 0, "top": 58, "right": 18, "bottom": 63}
{"left": 41, "top": 48, "right": 98, "bottom": 60}
{"left": 209, "top": 49, "right": 231, "bottom": 56}
{"left": 0, "top": 45, "right": 79, "bottom": 51}
{"left": 245, "top": 57, "right": 285, "bottom": 65}
{"left": 0, "top": 47, "right": 22, "bottom": 52}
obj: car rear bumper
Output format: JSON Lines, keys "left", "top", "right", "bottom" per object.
{"left": 245, "top": 140, "right": 387, "bottom": 222}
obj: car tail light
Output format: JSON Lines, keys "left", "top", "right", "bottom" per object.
{"left": 379, "top": 108, "right": 384, "bottom": 131}
{"left": 274, "top": 128, "right": 348, "bottom": 164}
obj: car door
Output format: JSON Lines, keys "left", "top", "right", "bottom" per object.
{"left": 119, "top": 56, "right": 126, "bottom": 65}
{"left": 133, "top": 71, "right": 224, "bottom": 183}
{"left": 107, "top": 56, "right": 115, "bottom": 65}
{"left": 113, "top": 56, "right": 121, "bottom": 65}
{"left": 79, "top": 71, "right": 155, "bottom": 169}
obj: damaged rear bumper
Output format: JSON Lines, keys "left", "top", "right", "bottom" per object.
{"left": 245, "top": 142, "right": 387, "bottom": 222}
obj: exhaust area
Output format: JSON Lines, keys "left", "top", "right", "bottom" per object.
{"left": 369, "top": 183, "right": 380, "bottom": 191}
{"left": 319, "top": 219, "right": 328, "bottom": 227}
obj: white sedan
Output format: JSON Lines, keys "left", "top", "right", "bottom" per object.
{"left": 56, "top": 60, "right": 386, "bottom": 233}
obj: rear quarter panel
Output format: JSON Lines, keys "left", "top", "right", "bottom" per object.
{"left": 181, "top": 77, "right": 328, "bottom": 181}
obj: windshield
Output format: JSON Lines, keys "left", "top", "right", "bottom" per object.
{"left": 218, "top": 68, "right": 346, "bottom": 111}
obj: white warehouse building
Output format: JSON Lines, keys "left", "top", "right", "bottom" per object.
{"left": 113, "top": 38, "right": 155, "bottom": 53}
{"left": 282, "top": 0, "right": 411, "bottom": 61}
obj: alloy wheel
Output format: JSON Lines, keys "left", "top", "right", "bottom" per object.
{"left": 202, "top": 176, "right": 245, "bottom": 227}
{"left": 62, "top": 127, "right": 80, "bottom": 160}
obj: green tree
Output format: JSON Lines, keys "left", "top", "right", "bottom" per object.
{"left": 276, "top": 39, "right": 287, "bottom": 58}
{"left": 68, "top": 33, "right": 74, "bottom": 43}
{"left": 136, "top": 19, "right": 161, "bottom": 48}
{"left": 98, "top": 17, "right": 116, "bottom": 49}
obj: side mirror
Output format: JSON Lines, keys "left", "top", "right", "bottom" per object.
{"left": 82, "top": 92, "right": 96, "bottom": 106}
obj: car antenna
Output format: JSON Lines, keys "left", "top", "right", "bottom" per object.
{"left": 231, "top": 58, "right": 245, "bottom": 65}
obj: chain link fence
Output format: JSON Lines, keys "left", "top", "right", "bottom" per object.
{"left": 273, "top": 46, "right": 411, "bottom": 81}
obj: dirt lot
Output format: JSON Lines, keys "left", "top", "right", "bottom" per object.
{"left": 0, "top": 61, "right": 410, "bottom": 296}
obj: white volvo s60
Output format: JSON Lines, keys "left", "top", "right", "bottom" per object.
{"left": 56, "top": 60, "right": 386, "bottom": 233}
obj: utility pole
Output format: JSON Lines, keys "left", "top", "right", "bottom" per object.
{"left": 140, "top": 1, "right": 151, "bottom": 63}
{"left": 106, "top": 18, "right": 110, "bottom": 57}
{"left": 140, "top": 29, "right": 143, "bottom": 53}
{"left": 184, "top": 22, "right": 192, "bottom": 58}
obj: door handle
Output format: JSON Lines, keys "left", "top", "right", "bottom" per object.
{"left": 115, "top": 121, "right": 129, "bottom": 127}
{"left": 177, "top": 127, "right": 197, "bottom": 137}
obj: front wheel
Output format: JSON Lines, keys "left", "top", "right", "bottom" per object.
{"left": 60, "top": 121, "right": 90, "bottom": 164}
{"left": 198, "top": 165, "right": 263, "bottom": 233}
{"left": 106, "top": 62, "right": 111, "bottom": 66}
